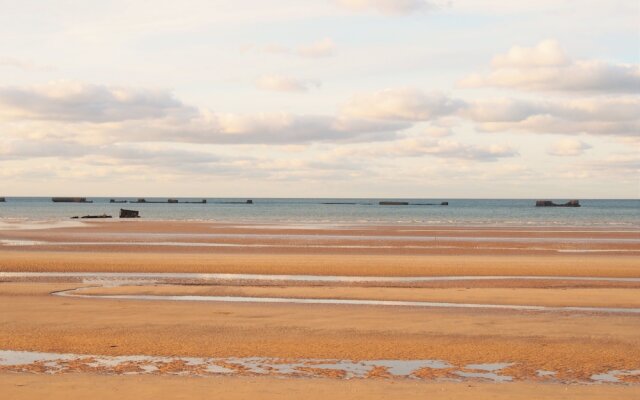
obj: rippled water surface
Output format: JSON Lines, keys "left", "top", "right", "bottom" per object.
{"left": 1, "top": 198, "right": 638, "bottom": 227}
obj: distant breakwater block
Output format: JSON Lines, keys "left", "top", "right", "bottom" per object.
{"left": 536, "top": 200, "right": 581, "bottom": 207}
{"left": 119, "top": 209, "right": 140, "bottom": 218}
{"left": 71, "top": 214, "right": 112, "bottom": 219}
{"left": 51, "top": 197, "right": 92, "bottom": 203}
{"left": 217, "top": 200, "right": 253, "bottom": 204}
{"left": 0, "top": 197, "right": 5, "bottom": 202}
{"left": 379, "top": 201, "right": 409, "bottom": 206}
{"left": 379, "top": 201, "right": 449, "bottom": 206}
{"left": 129, "top": 198, "right": 208, "bottom": 204}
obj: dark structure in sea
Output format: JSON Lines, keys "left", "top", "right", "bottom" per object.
{"left": 129, "top": 198, "right": 207, "bottom": 204}
{"left": 52, "top": 197, "right": 92, "bottom": 203}
{"left": 119, "top": 209, "right": 140, "bottom": 218}
{"left": 217, "top": 200, "right": 253, "bottom": 204}
{"left": 535, "top": 200, "right": 581, "bottom": 207}
{"left": 379, "top": 201, "right": 449, "bottom": 206}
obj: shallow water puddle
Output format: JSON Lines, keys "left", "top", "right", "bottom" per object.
{"left": 0, "top": 239, "right": 46, "bottom": 246}
{"left": 0, "top": 350, "right": 479, "bottom": 381}
{"left": 591, "top": 370, "right": 640, "bottom": 383}
{"left": 3, "top": 272, "right": 640, "bottom": 314}
{"left": 54, "top": 289, "right": 640, "bottom": 314}
{"left": 457, "top": 363, "right": 516, "bottom": 382}
{"left": 1, "top": 239, "right": 637, "bottom": 254}
{"left": 1, "top": 350, "right": 636, "bottom": 384}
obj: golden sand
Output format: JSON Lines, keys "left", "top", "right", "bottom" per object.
{"left": 0, "top": 221, "right": 639, "bottom": 398}
{"left": 3, "top": 374, "right": 639, "bottom": 400}
{"left": 1, "top": 281, "right": 639, "bottom": 378}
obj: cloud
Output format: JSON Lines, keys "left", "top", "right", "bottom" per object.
{"left": 246, "top": 38, "right": 335, "bottom": 58}
{"left": 1, "top": 111, "right": 407, "bottom": 147}
{"left": 0, "top": 81, "right": 410, "bottom": 145}
{"left": 107, "top": 112, "right": 406, "bottom": 144}
{"left": 0, "top": 138, "right": 219, "bottom": 164}
{"left": 547, "top": 139, "right": 591, "bottom": 156}
{"left": 296, "top": 38, "right": 336, "bottom": 58}
{"left": 0, "top": 57, "right": 53, "bottom": 72}
{"left": 459, "top": 40, "right": 640, "bottom": 93}
{"left": 342, "top": 88, "right": 464, "bottom": 121}
{"left": 0, "top": 139, "right": 90, "bottom": 159}
{"left": 0, "top": 137, "right": 367, "bottom": 183}
{"left": 464, "top": 97, "right": 640, "bottom": 136}
{"left": 4, "top": 81, "right": 635, "bottom": 148}
{"left": 577, "top": 153, "right": 640, "bottom": 179}
{"left": 335, "top": 0, "right": 440, "bottom": 15}
{"left": 342, "top": 87, "right": 639, "bottom": 137}
{"left": 255, "top": 75, "right": 319, "bottom": 92}
{"left": 424, "top": 125, "right": 453, "bottom": 137}
{"left": 0, "top": 81, "right": 191, "bottom": 122}
{"left": 334, "top": 137, "right": 518, "bottom": 161}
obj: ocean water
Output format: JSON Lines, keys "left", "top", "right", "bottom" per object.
{"left": 0, "top": 197, "right": 638, "bottom": 228}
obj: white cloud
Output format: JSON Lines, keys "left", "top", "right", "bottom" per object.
{"left": 0, "top": 81, "right": 191, "bottom": 122}
{"left": 547, "top": 138, "right": 591, "bottom": 156}
{"left": 205, "top": 112, "right": 403, "bottom": 143}
{"left": 459, "top": 40, "right": 640, "bottom": 93}
{"left": 335, "top": 0, "right": 440, "bottom": 15}
{"left": 4, "top": 81, "right": 635, "bottom": 149}
{"left": 296, "top": 38, "right": 335, "bottom": 58}
{"left": 491, "top": 39, "right": 569, "bottom": 67}
{"left": 464, "top": 97, "right": 640, "bottom": 136}
{"left": 0, "top": 57, "right": 53, "bottom": 71}
{"left": 0, "top": 82, "right": 411, "bottom": 145}
{"left": 334, "top": 137, "right": 518, "bottom": 161}
{"left": 342, "top": 88, "right": 463, "bottom": 121}
{"left": 245, "top": 38, "right": 335, "bottom": 58}
{"left": 342, "top": 87, "right": 639, "bottom": 137}
{"left": 255, "top": 75, "right": 319, "bottom": 92}
{"left": 578, "top": 153, "right": 640, "bottom": 179}
{"left": 424, "top": 125, "right": 452, "bottom": 137}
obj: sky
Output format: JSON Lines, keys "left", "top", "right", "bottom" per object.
{"left": 0, "top": 0, "right": 638, "bottom": 198}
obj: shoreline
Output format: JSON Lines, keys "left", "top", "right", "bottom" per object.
{"left": 1, "top": 218, "right": 639, "bottom": 230}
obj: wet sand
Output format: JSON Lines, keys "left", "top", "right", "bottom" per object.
{"left": 1, "top": 251, "right": 639, "bottom": 278}
{"left": 0, "top": 221, "right": 639, "bottom": 398}
{"left": 4, "top": 374, "right": 639, "bottom": 400}
{"left": 2, "top": 278, "right": 640, "bottom": 382}
{"left": 0, "top": 220, "right": 638, "bottom": 256}
{"left": 74, "top": 284, "right": 640, "bottom": 308}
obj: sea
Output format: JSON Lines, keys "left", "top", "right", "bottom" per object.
{"left": 0, "top": 198, "right": 638, "bottom": 228}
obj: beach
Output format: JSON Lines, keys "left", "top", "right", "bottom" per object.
{"left": 0, "top": 220, "right": 639, "bottom": 399}
{"left": 3, "top": 0, "right": 638, "bottom": 397}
